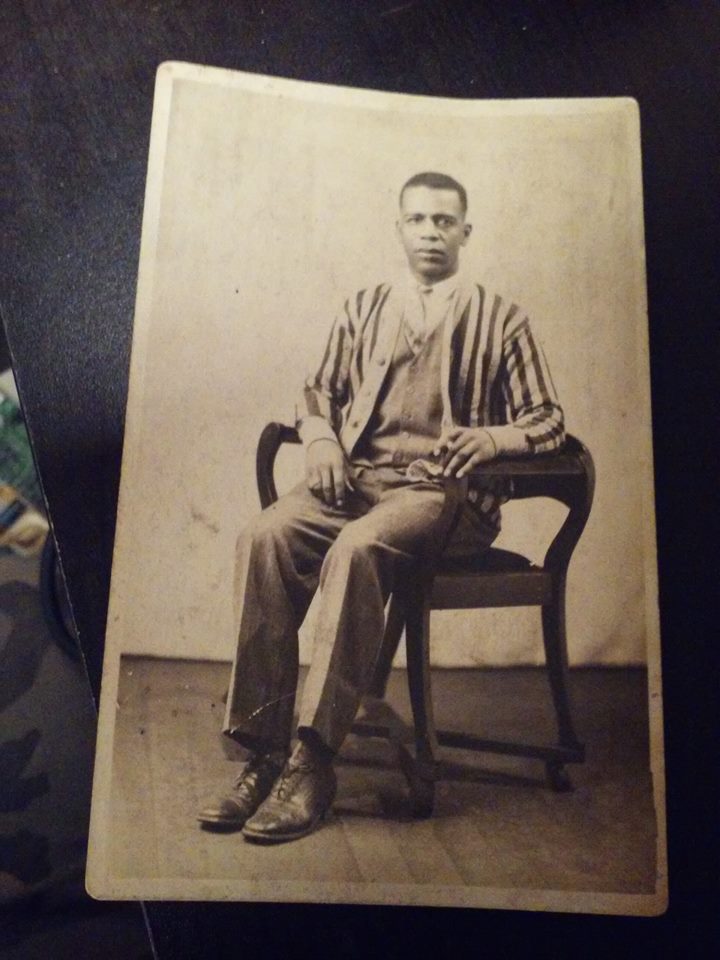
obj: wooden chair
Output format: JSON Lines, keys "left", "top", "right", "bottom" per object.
{"left": 256, "top": 422, "right": 595, "bottom": 816}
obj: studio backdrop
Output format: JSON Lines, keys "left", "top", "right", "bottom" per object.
{"left": 108, "top": 64, "right": 654, "bottom": 667}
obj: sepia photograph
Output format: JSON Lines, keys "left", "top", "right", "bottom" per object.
{"left": 86, "top": 62, "right": 665, "bottom": 914}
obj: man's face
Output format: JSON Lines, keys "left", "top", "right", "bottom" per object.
{"left": 396, "top": 186, "right": 472, "bottom": 283}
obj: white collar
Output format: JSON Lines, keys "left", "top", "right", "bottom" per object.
{"left": 405, "top": 270, "right": 461, "bottom": 301}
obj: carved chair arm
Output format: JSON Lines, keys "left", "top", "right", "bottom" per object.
{"left": 256, "top": 422, "right": 301, "bottom": 509}
{"left": 463, "top": 435, "right": 595, "bottom": 574}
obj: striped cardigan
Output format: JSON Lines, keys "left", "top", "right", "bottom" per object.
{"left": 299, "top": 278, "right": 564, "bottom": 459}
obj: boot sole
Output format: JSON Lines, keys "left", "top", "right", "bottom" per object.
{"left": 242, "top": 807, "right": 331, "bottom": 845}
{"left": 197, "top": 816, "right": 248, "bottom": 832}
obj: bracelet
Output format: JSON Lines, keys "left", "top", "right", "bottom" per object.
{"left": 482, "top": 429, "right": 498, "bottom": 459}
{"left": 306, "top": 436, "right": 339, "bottom": 451}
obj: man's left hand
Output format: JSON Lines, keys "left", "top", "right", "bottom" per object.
{"left": 434, "top": 426, "right": 497, "bottom": 477}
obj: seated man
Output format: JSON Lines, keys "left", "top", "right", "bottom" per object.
{"left": 198, "top": 171, "right": 564, "bottom": 843}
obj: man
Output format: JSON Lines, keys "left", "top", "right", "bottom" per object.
{"left": 198, "top": 172, "right": 564, "bottom": 843}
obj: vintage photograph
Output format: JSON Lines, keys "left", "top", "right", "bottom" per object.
{"left": 86, "top": 63, "right": 665, "bottom": 913}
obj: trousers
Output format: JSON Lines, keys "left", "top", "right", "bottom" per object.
{"left": 223, "top": 465, "right": 497, "bottom": 754}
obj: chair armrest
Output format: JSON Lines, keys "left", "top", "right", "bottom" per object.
{"left": 464, "top": 435, "right": 595, "bottom": 574}
{"left": 464, "top": 435, "right": 594, "bottom": 505}
{"left": 256, "top": 422, "right": 300, "bottom": 508}
{"left": 470, "top": 452, "right": 584, "bottom": 479}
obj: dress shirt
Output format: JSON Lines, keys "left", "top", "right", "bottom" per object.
{"left": 403, "top": 273, "right": 459, "bottom": 352}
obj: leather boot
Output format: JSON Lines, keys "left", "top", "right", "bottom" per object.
{"left": 242, "top": 741, "right": 337, "bottom": 844}
{"left": 197, "top": 749, "right": 287, "bottom": 830}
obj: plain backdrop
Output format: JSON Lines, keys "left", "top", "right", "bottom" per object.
{"left": 108, "top": 64, "right": 654, "bottom": 667}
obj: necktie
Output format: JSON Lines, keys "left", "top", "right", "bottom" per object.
{"left": 406, "top": 285, "right": 433, "bottom": 348}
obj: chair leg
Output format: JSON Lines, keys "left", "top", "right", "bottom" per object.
{"left": 367, "top": 593, "right": 405, "bottom": 699}
{"left": 404, "top": 592, "right": 437, "bottom": 817}
{"left": 542, "top": 584, "right": 581, "bottom": 791}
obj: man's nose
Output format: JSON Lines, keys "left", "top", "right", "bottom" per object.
{"left": 420, "top": 219, "right": 440, "bottom": 238}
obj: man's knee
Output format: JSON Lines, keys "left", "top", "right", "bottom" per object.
{"left": 323, "top": 508, "right": 433, "bottom": 576}
{"left": 235, "top": 505, "right": 294, "bottom": 559}
{"left": 325, "top": 522, "right": 380, "bottom": 567}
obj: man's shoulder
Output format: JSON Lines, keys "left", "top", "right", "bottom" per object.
{"left": 460, "top": 278, "right": 525, "bottom": 313}
{"left": 458, "top": 277, "right": 505, "bottom": 298}
{"left": 340, "top": 282, "right": 394, "bottom": 319}
{"left": 349, "top": 280, "right": 394, "bottom": 298}
{"left": 341, "top": 278, "right": 525, "bottom": 320}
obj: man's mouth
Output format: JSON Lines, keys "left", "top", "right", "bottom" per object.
{"left": 416, "top": 249, "right": 444, "bottom": 258}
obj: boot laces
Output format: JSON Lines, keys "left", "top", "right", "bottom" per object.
{"left": 233, "top": 753, "right": 277, "bottom": 790}
{"left": 275, "top": 762, "right": 305, "bottom": 801}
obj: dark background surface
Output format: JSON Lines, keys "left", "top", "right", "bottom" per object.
{"left": 1, "top": 1, "right": 718, "bottom": 956}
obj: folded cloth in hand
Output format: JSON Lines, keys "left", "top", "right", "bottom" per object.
{"left": 405, "top": 458, "right": 445, "bottom": 482}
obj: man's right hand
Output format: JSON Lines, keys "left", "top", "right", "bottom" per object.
{"left": 306, "top": 439, "right": 350, "bottom": 507}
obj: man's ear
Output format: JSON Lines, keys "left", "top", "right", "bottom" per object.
{"left": 395, "top": 219, "right": 402, "bottom": 240}
{"left": 462, "top": 222, "right": 473, "bottom": 245}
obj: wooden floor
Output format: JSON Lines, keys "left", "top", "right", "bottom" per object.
{"left": 108, "top": 658, "right": 657, "bottom": 895}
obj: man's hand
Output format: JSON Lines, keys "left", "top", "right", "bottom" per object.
{"left": 306, "top": 439, "right": 351, "bottom": 507}
{"left": 434, "top": 426, "right": 497, "bottom": 478}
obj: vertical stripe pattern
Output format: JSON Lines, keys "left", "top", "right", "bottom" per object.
{"left": 300, "top": 281, "right": 564, "bottom": 456}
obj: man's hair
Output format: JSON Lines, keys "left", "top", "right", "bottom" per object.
{"left": 399, "top": 172, "right": 468, "bottom": 216}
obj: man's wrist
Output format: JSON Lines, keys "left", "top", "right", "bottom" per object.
{"left": 298, "top": 415, "right": 338, "bottom": 448}
{"left": 481, "top": 425, "right": 529, "bottom": 457}
{"left": 479, "top": 428, "right": 498, "bottom": 459}
{"left": 306, "top": 436, "right": 340, "bottom": 452}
